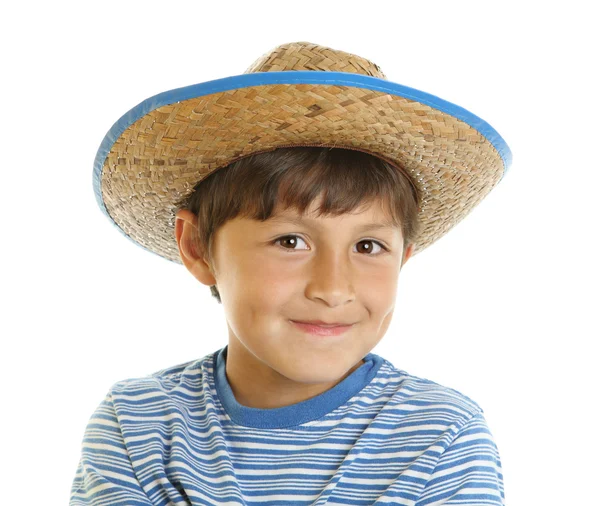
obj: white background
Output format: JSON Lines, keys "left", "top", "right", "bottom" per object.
{"left": 2, "top": 1, "right": 598, "bottom": 504}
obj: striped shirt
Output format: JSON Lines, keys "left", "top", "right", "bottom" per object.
{"left": 70, "top": 345, "right": 505, "bottom": 505}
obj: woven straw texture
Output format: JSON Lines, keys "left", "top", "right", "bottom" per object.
{"left": 100, "top": 41, "right": 505, "bottom": 263}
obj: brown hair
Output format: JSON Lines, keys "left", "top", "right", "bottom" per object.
{"left": 178, "top": 146, "right": 421, "bottom": 304}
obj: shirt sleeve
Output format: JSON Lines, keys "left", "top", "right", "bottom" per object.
{"left": 415, "top": 412, "right": 505, "bottom": 506}
{"left": 69, "top": 389, "right": 154, "bottom": 506}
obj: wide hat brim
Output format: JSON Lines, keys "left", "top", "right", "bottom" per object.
{"left": 94, "top": 70, "right": 512, "bottom": 264}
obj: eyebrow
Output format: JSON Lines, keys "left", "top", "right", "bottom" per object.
{"left": 263, "top": 215, "right": 397, "bottom": 233}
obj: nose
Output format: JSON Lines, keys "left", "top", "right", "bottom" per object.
{"left": 304, "top": 249, "right": 355, "bottom": 306}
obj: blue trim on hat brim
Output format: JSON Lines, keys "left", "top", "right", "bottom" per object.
{"left": 93, "top": 71, "right": 513, "bottom": 263}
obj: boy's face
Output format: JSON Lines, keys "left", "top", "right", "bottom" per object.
{"left": 176, "top": 194, "right": 414, "bottom": 409}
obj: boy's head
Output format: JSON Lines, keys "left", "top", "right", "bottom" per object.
{"left": 174, "top": 146, "right": 420, "bottom": 405}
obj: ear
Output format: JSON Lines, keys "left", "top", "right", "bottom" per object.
{"left": 402, "top": 242, "right": 415, "bottom": 266}
{"left": 175, "top": 209, "right": 217, "bottom": 287}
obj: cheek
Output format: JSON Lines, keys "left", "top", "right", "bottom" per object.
{"left": 226, "top": 259, "right": 296, "bottom": 319}
{"left": 358, "top": 268, "right": 399, "bottom": 303}
{"left": 378, "top": 311, "right": 395, "bottom": 336}
{"left": 253, "top": 257, "right": 298, "bottom": 292}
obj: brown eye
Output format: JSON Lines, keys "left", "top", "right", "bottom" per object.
{"left": 275, "top": 235, "right": 308, "bottom": 250}
{"left": 356, "top": 240, "right": 383, "bottom": 255}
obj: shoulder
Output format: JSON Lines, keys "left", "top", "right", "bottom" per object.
{"left": 375, "top": 357, "right": 485, "bottom": 424}
{"left": 107, "top": 353, "right": 212, "bottom": 400}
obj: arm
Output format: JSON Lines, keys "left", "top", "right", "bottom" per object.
{"left": 69, "top": 390, "right": 154, "bottom": 506}
{"left": 416, "top": 412, "right": 505, "bottom": 506}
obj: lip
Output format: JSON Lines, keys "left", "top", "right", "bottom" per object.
{"left": 290, "top": 320, "right": 354, "bottom": 337}
{"left": 292, "top": 320, "right": 353, "bottom": 327}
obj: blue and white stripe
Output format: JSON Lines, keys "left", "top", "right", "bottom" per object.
{"left": 71, "top": 346, "right": 504, "bottom": 505}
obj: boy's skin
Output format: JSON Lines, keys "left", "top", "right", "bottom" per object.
{"left": 175, "top": 193, "right": 414, "bottom": 410}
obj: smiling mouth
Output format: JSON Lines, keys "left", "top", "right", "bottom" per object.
{"left": 290, "top": 320, "right": 354, "bottom": 328}
{"left": 289, "top": 320, "right": 356, "bottom": 338}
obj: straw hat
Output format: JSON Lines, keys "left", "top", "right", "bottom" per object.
{"left": 93, "top": 41, "right": 512, "bottom": 264}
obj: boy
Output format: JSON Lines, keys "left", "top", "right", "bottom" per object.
{"left": 71, "top": 41, "right": 511, "bottom": 505}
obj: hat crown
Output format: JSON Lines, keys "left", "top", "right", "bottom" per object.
{"left": 243, "top": 41, "right": 387, "bottom": 79}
